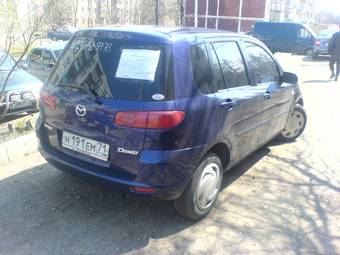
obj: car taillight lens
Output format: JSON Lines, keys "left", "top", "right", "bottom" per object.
{"left": 41, "top": 91, "right": 57, "bottom": 110}
{"left": 315, "top": 40, "right": 321, "bottom": 46}
{"left": 115, "top": 111, "right": 185, "bottom": 129}
{"left": 130, "top": 186, "right": 156, "bottom": 193}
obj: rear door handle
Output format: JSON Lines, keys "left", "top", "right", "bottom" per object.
{"left": 263, "top": 93, "right": 271, "bottom": 100}
{"left": 220, "top": 99, "right": 236, "bottom": 110}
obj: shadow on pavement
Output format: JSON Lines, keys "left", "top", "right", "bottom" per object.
{"left": 0, "top": 162, "right": 193, "bottom": 254}
{"left": 222, "top": 146, "right": 270, "bottom": 189}
{"left": 302, "top": 56, "right": 330, "bottom": 62}
{"left": 303, "top": 80, "right": 331, "bottom": 84}
{"left": 0, "top": 138, "right": 339, "bottom": 254}
{"left": 0, "top": 146, "right": 271, "bottom": 254}
{"left": 214, "top": 136, "right": 340, "bottom": 255}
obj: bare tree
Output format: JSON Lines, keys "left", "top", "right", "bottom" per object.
{"left": 0, "top": 0, "right": 58, "bottom": 112}
{"left": 96, "top": 0, "right": 103, "bottom": 25}
{"left": 112, "top": 0, "right": 118, "bottom": 24}
{"left": 179, "top": 0, "right": 185, "bottom": 26}
{"left": 155, "top": 0, "right": 159, "bottom": 25}
{"left": 46, "top": 0, "right": 72, "bottom": 30}
{"left": 72, "top": 0, "right": 79, "bottom": 27}
{"left": 87, "top": 0, "right": 93, "bottom": 27}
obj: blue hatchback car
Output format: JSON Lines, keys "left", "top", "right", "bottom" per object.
{"left": 36, "top": 27, "right": 307, "bottom": 220}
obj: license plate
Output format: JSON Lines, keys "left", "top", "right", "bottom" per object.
{"left": 62, "top": 131, "right": 110, "bottom": 161}
{"left": 9, "top": 101, "right": 32, "bottom": 109}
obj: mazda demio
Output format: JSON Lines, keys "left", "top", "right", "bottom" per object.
{"left": 36, "top": 27, "right": 307, "bottom": 220}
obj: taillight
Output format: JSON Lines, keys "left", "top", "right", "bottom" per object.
{"left": 130, "top": 186, "right": 156, "bottom": 193}
{"left": 115, "top": 111, "right": 185, "bottom": 129}
{"left": 41, "top": 91, "right": 57, "bottom": 110}
{"left": 315, "top": 40, "right": 321, "bottom": 46}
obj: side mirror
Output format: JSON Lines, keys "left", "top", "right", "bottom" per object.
{"left": 281, "top": 72, "right": 298, "bottom": 84}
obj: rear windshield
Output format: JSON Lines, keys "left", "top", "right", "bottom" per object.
{"left": 0, "top": 53, "right": 15, "bottom": 71}
{"left": 49, "top": 36, "right": 173, "bottom": 101}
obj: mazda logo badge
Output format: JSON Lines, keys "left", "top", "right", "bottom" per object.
{"left": 75, "top": 105, "right": 86, "bottom": 117}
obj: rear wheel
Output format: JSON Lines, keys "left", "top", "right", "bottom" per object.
{"left": 312, "top": 52, "right": 319, "bottom": 59}
{"left": 305, "top": 48, "right": 313, "bottom": 57}
{"left": 278, "top": 105, "right": 307, "bottom": 142}
{"left": 174, "top": 153, "right": 222, "bottom": 220}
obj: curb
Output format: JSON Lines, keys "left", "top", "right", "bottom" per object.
{"left": 0, "top": 132, "right": 38, "bottom": 165}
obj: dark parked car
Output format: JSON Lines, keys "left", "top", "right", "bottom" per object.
{"left": 0, "top": 50, "right": 42, "bottom": 119}
{"left": 24, "top": 43, "right": 66, "bottom": 82}
{"left": 47, "top": 26, "right": 78, "bottom": 41}
{"left": 313, "top": 29, "right": 338, "bottom": 58}
{"left": 37, "top": 27, "right": 307, "bottom": 220}
{"left": 253, "top": 22, "right": 316, "bottom": 55}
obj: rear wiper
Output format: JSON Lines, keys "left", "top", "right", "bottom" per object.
{"left": 86, "top": 86, "right": 102, "bottom": 104}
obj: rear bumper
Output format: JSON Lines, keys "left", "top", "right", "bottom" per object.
{"left": 36, "top": 119, "right": 204, "bottom": 200}
{"left": 313, "top": 46, "right": 329, "bottom": 55}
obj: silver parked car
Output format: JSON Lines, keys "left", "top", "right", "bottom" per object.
{"left": 24, "top": 43, "right": 66, "bottom": 82}
{"left": 313, "top": 30, "right": 337, "bottom": 58}
{"left": 0, "top": 50, "right": 42, "bottom": 119}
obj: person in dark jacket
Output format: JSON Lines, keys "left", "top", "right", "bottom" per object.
{"left": 329, "top": 52, "right": 336, "bottom": 79}
{"left": 328, "top": 25, "right": 340, "bottom": 81}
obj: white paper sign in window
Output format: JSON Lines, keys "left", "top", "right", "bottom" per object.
{"left": 115, "top": 49, "right": 161, "bottom": 81}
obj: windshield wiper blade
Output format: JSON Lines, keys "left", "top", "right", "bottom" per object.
{"left": 86, "top": 86, "right": 102, "bottom": 104}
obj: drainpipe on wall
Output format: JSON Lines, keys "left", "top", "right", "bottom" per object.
{"left": 215, "top": 0, "right": 220, "bottom": 29}
{"left": 205, "top": 0, "right": 209, "bottom": 28}
{"left": 237, "top": 0, "right": 244, "bottom": 32}
{"left": 194, "top": 0, "right": 198, "bottom": 27}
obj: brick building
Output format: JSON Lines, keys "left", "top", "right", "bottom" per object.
{"left": 185, "top": 0, "right": 271, "bottom": 32}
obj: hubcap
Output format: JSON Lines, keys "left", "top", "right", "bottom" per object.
{"left": 196, "top": 163, "right": 221, "bottom": 211}
{"left": 282, "top": 110, "right": 305, "bottom": 139}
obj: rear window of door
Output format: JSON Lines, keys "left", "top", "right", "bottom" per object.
{"left": 244, "top": 42, "right": 280, "bottom": 84}
{"left": 189, "top": 44, "right": 214, "bottom": 94}
{"left": 42, "top": 51, "right": 55, "bottom": 66}
{"left": 29, "top": 49, "right": 42, "bottom": 64}
{"left": 298, "top": 28, "right": 314, "bottom": 40}
{"left": 49, "top": 37, "right": 173, "bottom": 101}
{"left": 212, "top": 41, "right": 249, "bottom": 89}
{"left": 205, "top": 43, "right": 226, "bottom": 91}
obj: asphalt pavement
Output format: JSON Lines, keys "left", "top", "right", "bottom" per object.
{"left": 0, "top": 54, "right": 339, "bottom": 255}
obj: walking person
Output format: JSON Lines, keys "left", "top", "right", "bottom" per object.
{"left": 329, "top": 54, "right": 336, "bottom": 80}
{"left": 328, "top": 25, "right": 340, "bottom": 81}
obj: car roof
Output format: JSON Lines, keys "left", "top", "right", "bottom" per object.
{"left": 31, "top": 42, "right": 66, "bottom": 52}
{"left": 255, "top": 21, "right": 303, "bottom": 26}
{"left": 75, "top": 26, "right": 249, "bottom": 44}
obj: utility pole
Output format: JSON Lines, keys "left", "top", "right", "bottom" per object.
{"left": 155, "top": 0, "right": 159, "bottom": 25}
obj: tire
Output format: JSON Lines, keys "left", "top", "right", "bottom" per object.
{"left": 174, "top": 153, "right": 223, "bottom": 220}
{"left": 312, "top": 52, "right": 319, "bottom": 59}
{"left": 305, "top": 48, "right": 313, "bottom": 57}
{"left": 278, "top": 105, "right": 307, "bottom": 142}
